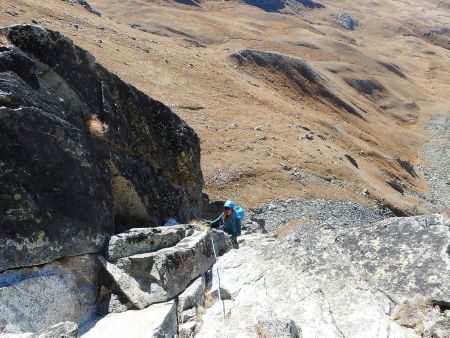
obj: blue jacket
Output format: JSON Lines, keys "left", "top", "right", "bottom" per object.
{"left": 210, "top": 210, "right": 242, "bottom": 240}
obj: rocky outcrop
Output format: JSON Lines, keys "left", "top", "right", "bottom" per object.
{"left": 90, "top": 227, "right": 231, "bottom": 336}
{"left": 0, "top": 25, "right": 203, "bottom": 271}
{"left": 62, "top": 0, "right": 101, "bottom": 16}
{"left": 333, "top": 13, "right": 359, "bottom": 30}
{"left": 100, "top": 229, "right": 217, "bottom": 309}
{"left": 198, "top": 213, "right": 450, "bottom": 337}
{"left": 0, "top": 255, "right": 99, "bottom": 334}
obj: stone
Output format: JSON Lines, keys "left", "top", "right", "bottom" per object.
{"left": 209, "top": 229, "right": 234, "bottom": 256}
{"left": 177, "top": 275, "right": 205, "bottom": 320}
{"left": 179, "top": 321, "right": 198, "bottom": 338}
{"left": 344, "top": 154, "right": 359, "bottom": 168}
{"left": 395, "top": 156, "right": 418, "bottom": 178}
{"left": 0, "top": 255, "right": 99, "bottom": 334}
{"left": 334, "top": 14, "right": 358, "bottom": 30}
{"left": 208, "top": 286, "right": 232, "bottom": 301}
{"left": 1, "top": 322, "right": 79, "bottom": 338}
{"left": 97, "top": 291, "right": 134, "bottom": 315}
{"left": 385, "top": 179, "right": 405, "bottom": 194}
{"left": 256, "top": 319, "right": 300, "bottom": 338}
{"left": 0, "top": 25, "right": 203, "bottom": 271}
{"left": 106, "top": 225, "right": 190, "bottom": 260}
{"left": 81, "top": 301, "right": 177, "bottom": 338}
{"left": 180, "top": 308, "right": 197, "bottom": 323}
{"left": 35, "top": 321, "right": 79, "bottom": 338}
{"left": 100, "top": 231, "right": 215, "bottom": 309}
{"left": 96, "top": 268, "right": 136, "bottom": 315}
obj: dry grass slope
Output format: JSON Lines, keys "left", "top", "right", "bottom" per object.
{"left": 1, "top": 0, "right": 449, "bottom": 214}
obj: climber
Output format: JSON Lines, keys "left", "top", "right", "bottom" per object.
{"left": 210, "top": 200, "right": 242, "bottom": 248}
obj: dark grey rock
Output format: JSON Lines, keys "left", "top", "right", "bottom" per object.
{"left": 344, "top": 154, "right": 359, "bottom": 168}
{"left": 208, "top": 286, "right": 232, "bottom": 301}
{"left": 385, "top": 179, "right": 405, "bottom": 194}
{"left": 395, "top": 156, "right": 418, "bottom": 178}
{"left": 0, "top": 25, "right": 203, "bottom": 271}
{"left": 334, "top": 14, "right": 358, "bottom": 30}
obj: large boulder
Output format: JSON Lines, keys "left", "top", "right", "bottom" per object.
{"left": 0, "top": 255, "right": 99, "bottom": 334}
{"left": 100, "top": 230, "right": 216, "bottom": 309}
{"left": 81, "top": 301, "right": 177, "bottom": 338}
{"left": 0, "top": 25, "right": 203, "bottom": 271}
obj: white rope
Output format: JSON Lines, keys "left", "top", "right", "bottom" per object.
{"left": 211, "top": 238, "right": 228, "bottom": 338}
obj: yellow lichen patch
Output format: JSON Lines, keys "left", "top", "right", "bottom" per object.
{"left": 370, "top": 238, "right": 381, "bottom": 249}
{"left": 37, "top": 230, "right": 46, "bottom": 240}
{"left": 86, "top": 114, "right": 109, "bottom": 138}
{"left": 427, "top": 275, "right": 438, "bottom": 283}
{"left": 407, "top": 280, "right": 417, "bottom": 289}
{"left": 110, "top": 162, "right": 150, "bottom": 223}
{"left": 400, "top": 257, "right": 410, "bottom": 266}
{"left": 13, "top": 193, "right": 22, "bottom": 201}
{"left": 374, "top": 267, "right": 387, "bottom": 279}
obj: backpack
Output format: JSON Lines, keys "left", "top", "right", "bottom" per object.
{"left": 235, "top": 205, "right": 245, "bottom": 222}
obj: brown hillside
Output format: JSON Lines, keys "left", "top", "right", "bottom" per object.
{"left": 1, "top": 0, "right": 449, "bottom": 214}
